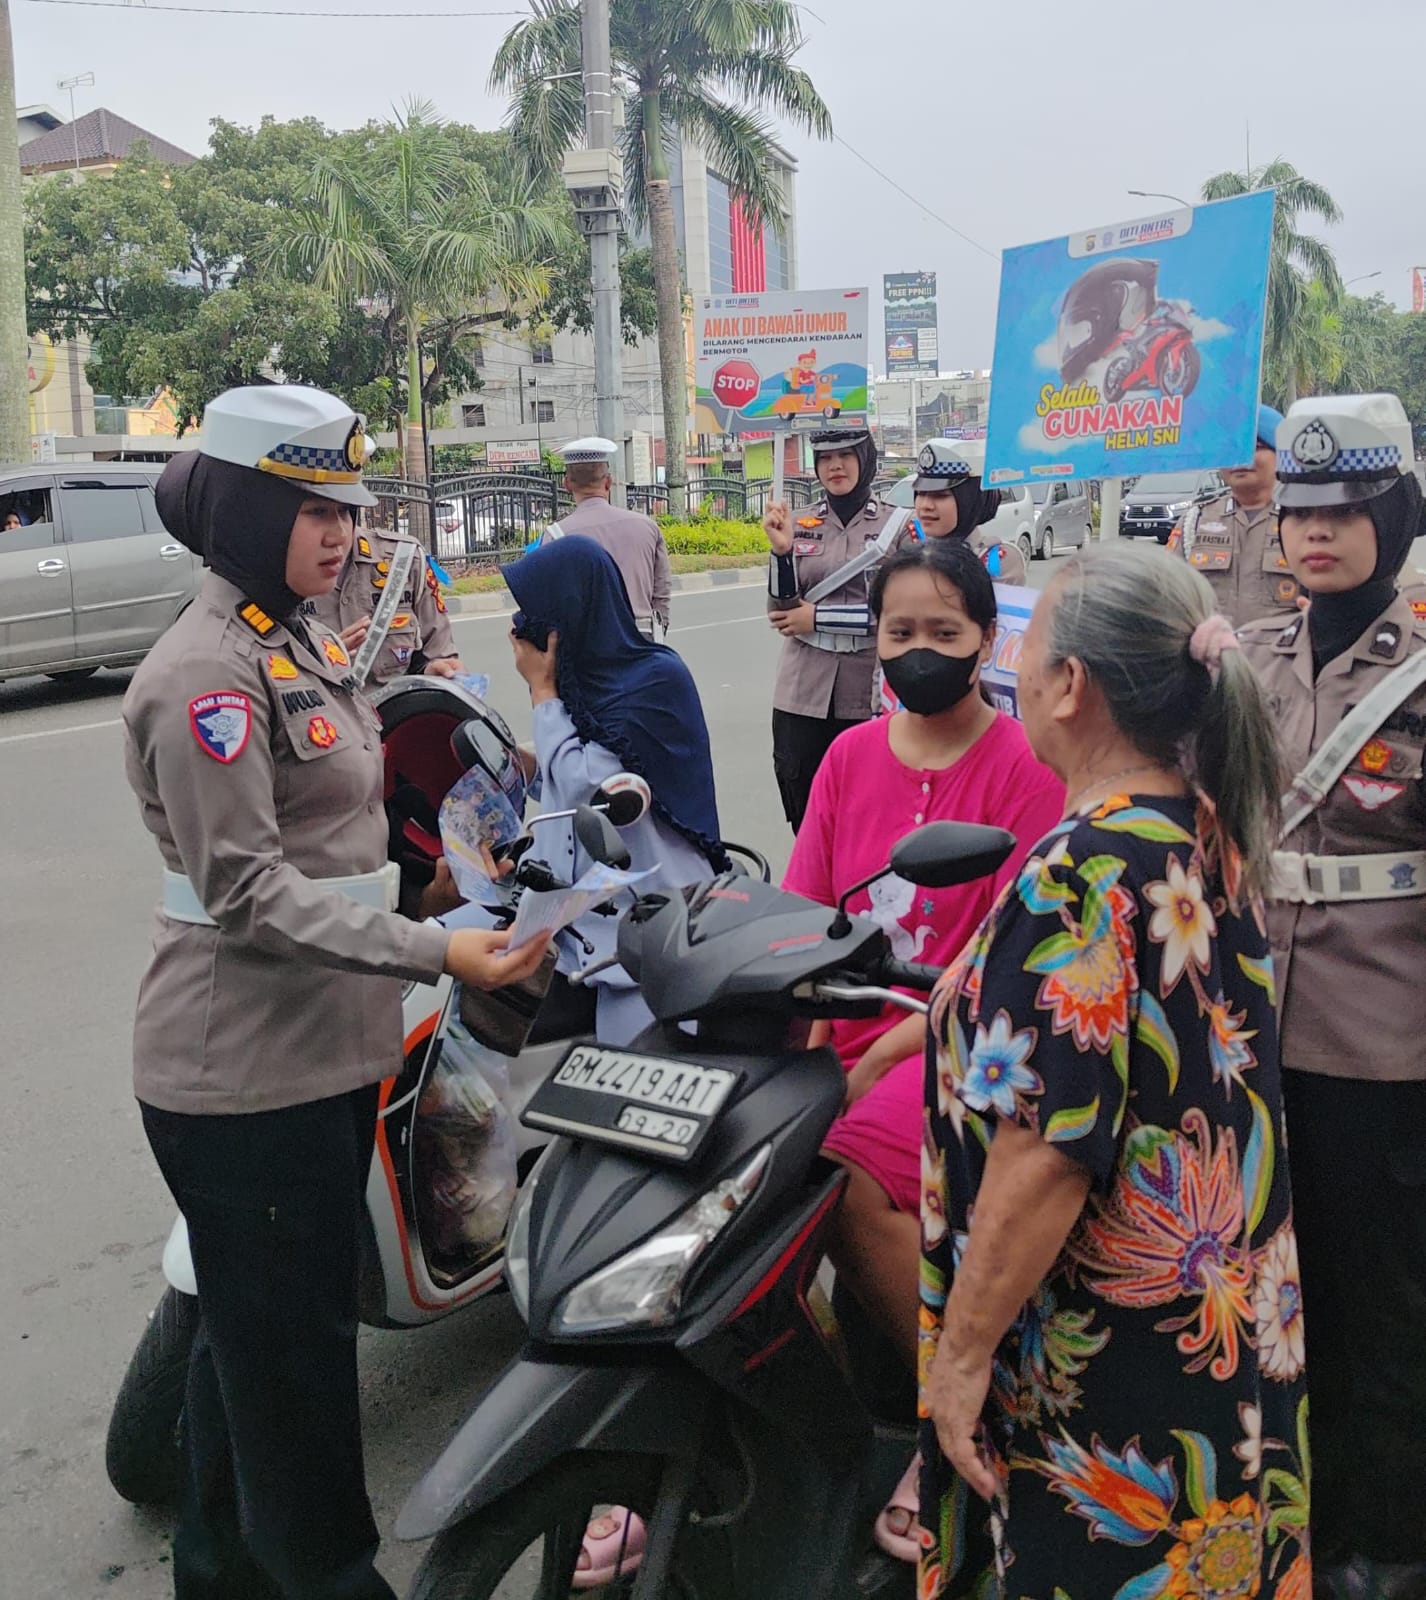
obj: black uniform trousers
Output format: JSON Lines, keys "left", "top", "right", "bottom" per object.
{"left": 771, "top": 708, "right": 863, "bottom": 832}
{"left": 141, "top": 1084, "right": 394, "bottom": 1600}
{"left": 1282, "top": 1071, "right": 1426, "bottom": 1570}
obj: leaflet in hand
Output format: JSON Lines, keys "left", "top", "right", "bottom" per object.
{"left": 440, "top": 766, "right": 524, "bottom": 903}
{"left": 506, "top": 863, "right": 656, "bottom": 953}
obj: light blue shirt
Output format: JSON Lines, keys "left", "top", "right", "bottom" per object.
{"left": 531, "top": 698, "right": 713, "bottom": 1043}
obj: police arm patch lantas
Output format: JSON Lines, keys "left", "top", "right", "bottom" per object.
{"left": 189, "top": 692, "right": 252, "bottom": 763}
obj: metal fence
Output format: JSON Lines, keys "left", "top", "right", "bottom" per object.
{"left": 364, "top": 468, "right": 834, "bottom": 565}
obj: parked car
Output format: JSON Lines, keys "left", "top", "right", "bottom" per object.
{"left": 1028, "top": 479, "right": 1092, "bottom": 559}
{"left": 885, "top": 476, "right": 1039, "bottom": 564}
{"left": 0, "top": 462, "right": 201, "bottom": 685}
{"left": 1119, "top": 469, "right": 1222, "bottom": 543}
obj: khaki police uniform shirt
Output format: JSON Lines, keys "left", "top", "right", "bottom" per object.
{"left": 123, "top": 574, "right": 451, "bottom": 1115}
{"left": 312, "top": 528, "right": 457, "bottom": 687}
{"left": 1175, "top": 494, "right": 1299, "bottom": 627}
{"left": 771, "top": 496, "right": 898, "bottom": 721}
{"left": 1241, "top": 593, "right": 1426, "bottom": 1081}
{"left": 552, "top": 497, "right": 672, "bottom": 631}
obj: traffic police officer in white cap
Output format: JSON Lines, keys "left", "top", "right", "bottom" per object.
{"left": 1240, "top": 392, "right": 1426, "bottom": 1599}
{"left": 905, "top": 439, "right": 1027, "bottom": 583}
{"left": 763, "top": 424, "right": 912, "bottom": 828}
{"left": 539, "top": 436, "right": 672, "bottom": 639}
{"left": 122, "top": 384, "right": 550, "bottom": 1599}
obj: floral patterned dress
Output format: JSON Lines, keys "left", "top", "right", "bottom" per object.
{"left": 918, "top": 795, "right": 1310, "bottom": 1600}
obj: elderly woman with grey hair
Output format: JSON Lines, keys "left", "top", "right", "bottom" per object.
{"left": 917, "top": 543, "right": 1307, "bottom": 1600}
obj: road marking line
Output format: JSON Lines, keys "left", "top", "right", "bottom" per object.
{"left": 0, "top": 716, "right": 123, "bottom": 746}
{"left": 449, "top": 579, "right": 766, "bottom": 626}
{"left": 673, "top": 613, "right": 769, "bottom": 637}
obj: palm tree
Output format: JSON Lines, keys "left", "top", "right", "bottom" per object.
{"left": 0, "top": 0, "right": 31, "bottom": 462}
{"left": 492, "top": 0, "right": 832, "bottom": 514}
{"left": 268, "top": 102, "right": 565, "bottom": 503}
{"left": 1201, "top": 158, "right": 1343, "bottom": 409}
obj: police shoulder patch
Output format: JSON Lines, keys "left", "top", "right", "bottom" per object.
{"left": 189, "top": 691, "right": 252, "bottom": 763}
{"left": 237, "top": 601, "right": 277, "bottom": 638}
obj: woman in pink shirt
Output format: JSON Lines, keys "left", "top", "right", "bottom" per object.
{"left": 783, "top": 537, "right": 1063, "bottom": 1555}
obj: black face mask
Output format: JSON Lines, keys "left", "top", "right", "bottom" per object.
{"left": 879, "top": 646, "right": 981, "bottom": 715}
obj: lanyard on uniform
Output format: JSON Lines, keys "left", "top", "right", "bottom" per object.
{"left": 352, "top": 538, "right": 420, "bottom": 687}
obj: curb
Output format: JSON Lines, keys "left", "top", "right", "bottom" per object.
{"left": 445, "top": 565, "right": 764, "bottom": 616}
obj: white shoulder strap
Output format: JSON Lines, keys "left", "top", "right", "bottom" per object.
{"left": 1179, "top": 503, "right": 1201, "bottom": 559}
{"left": 542, "top": 522, "right": 565, "bottom": 543}
{"left": 351, "top": 538, "right": 419, "bottom": 687}
{"left": 803, "top": 507, "right": 913, "bottom": 606}
{"left": 1280, "top": 645, "right": 1426, "bottom": 838}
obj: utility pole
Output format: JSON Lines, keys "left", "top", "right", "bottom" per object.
{"left": 0, "top": 0, "right": 32, "bottom": 464}
{"left": 566, "top": 0, "right": 626, "bottom": 504}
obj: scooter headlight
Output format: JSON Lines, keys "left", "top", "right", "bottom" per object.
{"left": 552, "top": 1145, "right": 771, "bottom": 1336}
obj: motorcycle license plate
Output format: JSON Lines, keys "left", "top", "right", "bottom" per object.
{"left": 521, "top": 1045, "right": 741, "bottom": 1164}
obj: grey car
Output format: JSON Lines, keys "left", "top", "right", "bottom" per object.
{"left": 1028, "top": 480, "right": 1092, "bottom": 559}
{"left": 0, "top": 461, "right": 202, "bottom": 685}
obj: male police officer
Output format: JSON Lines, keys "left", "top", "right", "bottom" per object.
{"left": 1170, "top": 403, "right": 1298, "bottom": 626}
{"left": 313, "top": 518, "right": 461, "bottom": 690}
{"left": 541, "top": 437, "right": 672, "bottom": 639}
{"left": 907, "top": 439, "right": 1027, "bottom": 583}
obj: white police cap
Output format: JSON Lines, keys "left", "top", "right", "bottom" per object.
{"left": 200, "top": 384, "right": 376, "bottom": 507}
{"left": 1277, "top": 393, "right": 1413, "bottom": 509}
{"left": 913, "top": 438, "right": 985, "bottom": 492}
{"left": 561, "top": 436, "right": 619, "bottom": 465}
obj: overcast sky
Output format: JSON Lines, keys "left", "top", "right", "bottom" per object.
{"left": 12, "top": 0, "right": 1423, "bottom": 370}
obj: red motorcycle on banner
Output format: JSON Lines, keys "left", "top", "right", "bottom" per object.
{"left": 1100, "top": 299, "right": 1201, "bottom": 403}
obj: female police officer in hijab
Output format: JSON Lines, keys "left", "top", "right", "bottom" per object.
{"left": 1240, "top": 394, "right": 1426, "bottom": 1600}
{"left": 122, "top": 385, "right": 550, "bottom": 1600}
{"left": 762, "top": 426, "right": 912, "bottom": 830}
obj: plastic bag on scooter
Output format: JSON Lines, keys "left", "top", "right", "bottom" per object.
{"left": 412, "top": 1026, "right": 518, "bottom": 1262}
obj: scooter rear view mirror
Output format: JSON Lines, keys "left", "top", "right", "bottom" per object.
{"left": 575, "top": 806, "right": 631, "bottom": 871}
{"left": 591, "top": 772, "right": 652, "bottom": 829}
{"left": 891, "top": 822, "right": 1016, "bottom": 889}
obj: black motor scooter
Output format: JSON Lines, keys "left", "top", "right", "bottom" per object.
{"left": 396, "top": 820, "right": 1014, "bottom": 1599}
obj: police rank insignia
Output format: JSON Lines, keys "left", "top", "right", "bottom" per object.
{"left": 237, "top": 601, "right": 277, "bottom": 638}
{"left": 1359, "top": 739, "right": 1392, "bottom": 775}
{"left": 358, "top": 536, "right": 372, "bottom": 559}
{"left": 267, "top": 654, "right": 299, "bottom": 681}
{"left": 189, "top": 692, "right": 252, "bottom": 764}
{"left": 321, "top": 637, "right": 350, "bottom": 668}
{"left": 307, "top": 716, "right": 339, "bottom": 749}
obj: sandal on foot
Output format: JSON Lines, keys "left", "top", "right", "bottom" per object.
{"left": 572, "top": 1506, "right": 647, "bottom": 1589}
{"left": 873, "top": 1452, "right": 922, "bottom": 1564}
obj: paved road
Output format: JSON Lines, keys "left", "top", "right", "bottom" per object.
{"left": 0, "top": 558, "right": 1082, "bottom": 1598}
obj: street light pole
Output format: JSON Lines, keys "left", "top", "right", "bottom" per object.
{"left": 579, "top": 0, "right": 626, "bottom": 504}
{"left": 1128, "top": 187, "right": 1192, "bottom": 209}
{"left": 57, "top": 71, "right": 94, "bottom": 172}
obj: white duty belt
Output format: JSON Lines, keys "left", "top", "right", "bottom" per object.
{"left": 160, "top": 862, "right": 401, "bottom": 926}
{"left": 803, "top": 631, "right": 874, "bottom": 655}
{"left": 1271, "top": 849, "right": 1426, "bottom": 905}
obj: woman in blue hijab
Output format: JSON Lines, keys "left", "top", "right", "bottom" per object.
{"left": 507, "top": 536, "right": 726, "bottom": 1042}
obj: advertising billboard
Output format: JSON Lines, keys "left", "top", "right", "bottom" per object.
{"left": 884, "top": 271, "right": 939, "bottom": 376}
{"left": 1413, "top": 267, "right": 1426, "bottom": 314}
{"left": 694, "top": 288, "right": 869, "bottom": 435}
{"left": 983, "top": 191, "right": 1275, "bottom": 486}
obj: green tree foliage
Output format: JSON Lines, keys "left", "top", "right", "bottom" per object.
{"left": 492, "top": 0, "right": 833, "bottom": 513}
{"left": 1200, "top": 159, "right": 1343, "bottom": 409}
{"left": 23, "top": 111, "right": 644, "bottom": 438}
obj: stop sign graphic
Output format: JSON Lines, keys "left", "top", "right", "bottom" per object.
{"left": 711, "top": 359, "right": 760, "bottom": 412}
